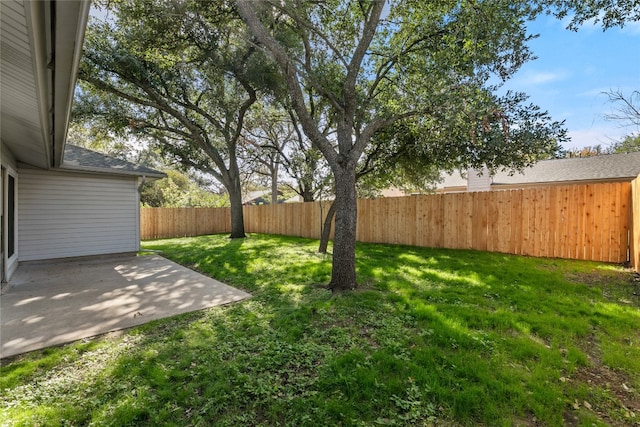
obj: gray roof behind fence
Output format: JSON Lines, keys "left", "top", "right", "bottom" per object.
{"left": 440, "top": 151, "right": 640, "bottom": 189}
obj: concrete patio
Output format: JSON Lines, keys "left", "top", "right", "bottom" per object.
{"left": 0, "top": 254, "right": 251, "bottom": 359}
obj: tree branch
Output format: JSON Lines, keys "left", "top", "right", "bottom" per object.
{"left": 343, "top": 1, "right": 385, "bottom": 115}
{"left": 236, "top": 0, "right": 338, "bottom": 166}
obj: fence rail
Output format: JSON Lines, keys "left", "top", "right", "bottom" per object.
{"left": 141, "top": 179, "right": 639, "bottom": 269}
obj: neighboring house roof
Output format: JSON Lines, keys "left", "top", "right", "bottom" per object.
{"left": 61, "top": 145, "right": 166, "bottom": 179}
{"left": 439, "top": 151, "right": 640, "bottom": 190}
{"left": 380, "top": 187, "right": 406, "bottom": 197}
{"left": 242, "top": 189, "right": 284, "bottom": 205}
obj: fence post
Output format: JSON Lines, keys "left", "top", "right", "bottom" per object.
{"left": 631, "top": 175, "right": 640, "bottom": 272}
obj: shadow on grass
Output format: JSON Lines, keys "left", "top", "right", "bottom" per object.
{"left": 355, "top": 241, "right": 640, "bottom": 424}
{"left": 2, "top": 234, "right": 639, "bottom": 426}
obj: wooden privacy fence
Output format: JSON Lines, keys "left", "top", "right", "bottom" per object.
{"left": 141, "top": 179, "right": 640, "bottom": 269}
{"left": 141, "top": 207, "right": 231, "bottom": 240}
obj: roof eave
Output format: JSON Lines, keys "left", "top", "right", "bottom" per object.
{"left": 51, "top": 0, "right": 91, "bottom": 168}
{"left": 492, "top": 176, "right": 636, "bottom": 188}
{"left": 23, "top": 0, "right": 53, "bottom": 168}
{"left": 58, "top": 164, "right": 167, "bottom": 180}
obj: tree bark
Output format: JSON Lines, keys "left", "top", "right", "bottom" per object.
{"left": 227, "top": 174, "right": 246, "bottom": 239}
{"left": 302, "top": 190, "right": 315, "bottom": 202}
{"left": 271, "top": 162, "right": 279, "bottom": 204}
{"left": 328, "top": 167, "right": 358, "bottom": 291}
{"left": 318, "top": 201, "right": 336, "bottom": 253}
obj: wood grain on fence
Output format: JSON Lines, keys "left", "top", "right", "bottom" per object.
{"left": 141, "top": 181, "right": 635, "bottom": 265}
{"left": 140, "top": 207, "right": 230, "bottom": 239}
{"left": 631, "top": 176, "right": 640, "bottom": 272}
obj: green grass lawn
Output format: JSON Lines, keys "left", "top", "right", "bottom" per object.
{"left": 2, "top": 234, "right": 640, "bottom": 426}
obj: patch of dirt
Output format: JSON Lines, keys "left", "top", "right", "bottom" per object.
{"left": 562, "top": 335, "right": 640, "bottom": 426}
{"left": 513, "top": 412, "right": 547, "bottom": 427}
{"left": 564, "top": 268, "right": 631, "bottom": 287}
{"left": 564, "top": 371, "right": 640, "bottom": 426}
{"left": 566, "top": 269, "right": 640, "bottom": 308}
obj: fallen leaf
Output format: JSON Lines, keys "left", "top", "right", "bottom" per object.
{"left": 584, "top": 401, "right": 592, "bottom": 410}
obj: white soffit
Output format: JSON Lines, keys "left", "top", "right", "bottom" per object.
{"left": 0, "top": 0, "right": 49, "bottom": 169}
{"left": 1, "top": 0, "right": 91, "bottom": 169}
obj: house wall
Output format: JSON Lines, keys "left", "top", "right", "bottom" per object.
{"left": 467, "top": 167, "right": 492, "bottom": 192}
{"left": 18, "top": 167, "right": 140, "bottom": 261}
{"left": 1, "top": 144, "right": 18, "bottom": 170}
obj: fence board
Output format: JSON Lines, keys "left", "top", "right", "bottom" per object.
{"left": 520, "top": 189, "right": 529, "bottom": 255}
{"left": 611, "top": 183, "right": 622, "bottom": 262}
{"left": 357, "top": 198, "right": 370, "bottom": 243}
{"left": 543, "top": 187, "right": 552, "bottom": 258}
{"left": 403, "top": 196, "right": 417, "bottom": 246}
{"left": 631, "top": 175, "right": 640, "bottom": 272}
{"left": 617, "top": 182, "right": 630, "bottom": 262}
{"left": 590, "top": 185, "right": 601, "bottom": 260}
{"left": 579, "top": 184, "right": 589, "bottom": 259}
{"left": 432, "top": 194, "right": 445, "bottom": 248}
{"left": 509, "top": 190, "right": 520, "bottom": 255}
{"left": 140, "top": 181, "right": 635, "bottom": 265}
{"left": 473, "top": 192, "right": 488, "bottom": 251}
{"left": 443, "top": 193, "right": 459, "bottom": 249}
{"left": 492, "top": 190, "right": 507, "bottom": 253}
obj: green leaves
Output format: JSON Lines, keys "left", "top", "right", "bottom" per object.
{"left": 237, "top": 0, "right": 573, "bottom": 289}
{"left": 139, "top": 169, "right": 230, "bottom": 207}
{"left": 76, "top": 1, "right": 292, "bottom": 236}
{"left": 535, "top": 0, "right": 640, "bottom": 30}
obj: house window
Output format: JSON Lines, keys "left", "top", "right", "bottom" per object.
{"left": 7, "top": 174, "right": 15, "bottom": 258}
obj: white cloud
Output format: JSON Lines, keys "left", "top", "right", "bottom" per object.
{"left": 529, "top": 72, "right": 563, "bottom": 84}
{"left": 578, "top": 87, "right": 614, "bottom": 98}
{"left": 513, "top": 70, "right": 569, "bottom": 87}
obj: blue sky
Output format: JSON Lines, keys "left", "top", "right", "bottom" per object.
{"left": 502, "top": 15, "right": 640, "bottom": 150}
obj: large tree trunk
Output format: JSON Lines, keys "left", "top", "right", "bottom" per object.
{"left": 301, "top": 182, "right": 315, "bottom": 202}
{"left": 302, "top": 192, "right": 315, "bottom": 202}
{"left": 227, "top": 174, "right": 246, "bottom": 239}
{"left": 318, "top": 201, "right": 336, "bottom": 254}
{"left": 328, "top": 167, "right": 358, "bottom": 291}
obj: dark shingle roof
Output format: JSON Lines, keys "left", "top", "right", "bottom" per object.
{"left": 61, "top": 145, "right": 165, "bottom": 178}
{"left": 440, "top": 151, "right": 640, "bottom": 189}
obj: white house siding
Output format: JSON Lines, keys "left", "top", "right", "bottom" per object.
{"left": 467, "top": 167, "right": 492, "bottom": 192}
{"left": 17, "top": 167, "right": 140, "bottom": 261}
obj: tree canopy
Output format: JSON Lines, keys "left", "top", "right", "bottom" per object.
{"left": 75, "top": 0, "right": 281, "bottom": 238}
{"left": 140, "top": 169, "right": 229, "bottom": 208}
{"left": 237, "top": 0, "right": 569, "bottom": 291}
{"left": 537, "top": 0, "right": 640, "bottom": 30}
{"left": 73, "top": 0, "right": 638, "bottom": 291}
